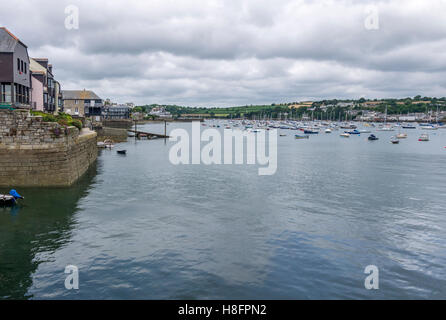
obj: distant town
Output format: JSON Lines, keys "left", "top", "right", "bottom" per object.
{"left": 135, "top": 98, "right": 446, "bottom": 123}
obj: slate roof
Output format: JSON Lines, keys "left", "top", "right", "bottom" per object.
{"left": 0, "top": 27, "right": 27, "bottom": 52}
{"left": 62, "top": 90, "right": 102, "bottom": 100}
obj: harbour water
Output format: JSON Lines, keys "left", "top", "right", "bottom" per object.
{"left": 1, "top": 122, "right": 446, "bottom": 299}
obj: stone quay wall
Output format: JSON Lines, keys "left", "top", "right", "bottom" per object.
{"left": 0, "top": 109, "right": 98, "bottom": 187}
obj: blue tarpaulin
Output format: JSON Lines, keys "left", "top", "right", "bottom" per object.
{"left": 9, "top": 189, "right": 22, "bottom": 199}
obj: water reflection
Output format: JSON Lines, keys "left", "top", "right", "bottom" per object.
{"left": 0, "top": 164, "right": 98, "bottom": 299}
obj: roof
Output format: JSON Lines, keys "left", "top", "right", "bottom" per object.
{"left": 62, "top": 90, "right": 102, "bottom": 100}
{"left": 0, "top": 27, "right": 27, "bottom": 52}
{"left": 30, "top": 58, "right": 47, "bottom": 74}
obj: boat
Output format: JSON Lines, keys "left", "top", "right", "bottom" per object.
{"left": 303, "top": 129, "right": 319, "bottom": 134}
{"left": 340, "top": 123, "right": 357, "bottom": 129}
{"left": 103, "top": 139, "right": 115, "bottom": 148}
{"left": 0, "top": 190, "right": 24, "bottom": 206}
{"left": 368, "top": 134, "right": 378, "bottom": 141}
{"left": 97, "top": 141, "right": 106, "bottom": 148}
{"left": 402, "top": 124, "right": 416, "bottom": 129}
{"left": 378, "top": 126, "right": 395, "bottom": 131}
{"left": 325, "top": 128, "right": 332, "bottom": 133}
{"left": 340, "top": 133, "right": 350, "bottom": 138}
{"left": 418, "top": 133, "right": 429, "bottom": 141}
{"left": 359, "top": 129, "right": 371, "bottom": 133}
{"left": 280, "top": 134, "right": 287, "bottom": 137}
{"left": 345, "top": 129, "right": 360, "bottom": 135}
{"left": 396, "top": 133, "right": 407, "bottom": 139}
{"left": 421, "top": 125, "right": 438, "bottom": 130}
{"left": 117, "top": 150, "right": 127, "bottom": 155}
{"left": 295, "top": 134, "right": 309, "bottom": 139}
{"left": 390, "top": 137, "right": 399, "bottom": 144}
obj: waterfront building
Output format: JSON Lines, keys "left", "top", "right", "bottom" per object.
{"left": 103, "top": 104, "right": 131, "bottom": 119}
{"left": 29, "top": 58, "right": 60, "bottom": 113}
{"left": 149, "top": 106, "right": 172, "bottom": 118}
{"left": 62, "top": 89, "right": 103, "bottom": 119}
{"left": 0, "top": 27, "right": 31, "bottom": 109}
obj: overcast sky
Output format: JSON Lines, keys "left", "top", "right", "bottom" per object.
{"left": 2, "top": 0, "right": 446, "bottom": 106}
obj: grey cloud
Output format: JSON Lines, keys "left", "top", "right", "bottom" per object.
{"left": 1, "top": 0, "right": 446, "bottom": 106}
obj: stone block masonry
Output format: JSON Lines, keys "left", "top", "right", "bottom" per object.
{"left": 0, "top": 109, "right": 98, "bottom": 187}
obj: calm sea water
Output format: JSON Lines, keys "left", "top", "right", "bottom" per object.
{"left": 1, "top": 122, "right": 446, "bottom": 299}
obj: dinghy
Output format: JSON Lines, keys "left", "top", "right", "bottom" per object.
{"left": 0, "top": 190, "right": 24, "bottom": 206}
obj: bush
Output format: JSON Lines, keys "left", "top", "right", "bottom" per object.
{"left": 30, "top": 111, "right": 83, "bottom": 130}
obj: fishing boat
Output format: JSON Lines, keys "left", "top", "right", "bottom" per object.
{"left": 295, "top": 134, "right": 309, "bottom": 139}
{"left": 418, "top": 133, "right": 429, "bottom": 141}
{"left": 0, "top": 190, "right": 24, "bottom": 206}
{"left": 368, "top": 134, "right": 378, "bottom": 141}
{"left": 340, "top": 133, "right": 350, "bottom": 138}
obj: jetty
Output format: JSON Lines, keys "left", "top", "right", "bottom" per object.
{"left": 127, "top": 129, "right": 170, "bottom": 139}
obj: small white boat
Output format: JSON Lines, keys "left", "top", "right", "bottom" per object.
{"left": 103, "top": 139, "right": 115, "bottom": 148}
{"left": 390, "top": 136, "right": 400, "bottom": 144}
{"left": 396, "top": 133, "right": 407, "bottom": 139}
{"left": 378, "top": 126, "right": 395, "bottom": 131}
{"left": 418, "top": 134, "right": 429, "bottom": 141}
{"left": 340, "top": 133, "right": 350, "bottom": 138}
{"left": 325, "top": 128, "right": 332, "bottom": 133}
{"left": 422, "top": 125, "right": 438, "bottom": 130}
{"left": 359, "top": 129, "right": 371, "bottom": 133}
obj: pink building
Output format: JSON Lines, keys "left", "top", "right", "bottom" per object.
{"left": 30, "top": 70, "right": 44, "bottom": 111}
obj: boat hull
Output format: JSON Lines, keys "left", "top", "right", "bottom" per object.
{"left": 0, "top": 195, "right": 16, "bottom": 206}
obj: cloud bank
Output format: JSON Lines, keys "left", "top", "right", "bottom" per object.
{"left": 2, "top": 0, "right": 446, "bottom": 106}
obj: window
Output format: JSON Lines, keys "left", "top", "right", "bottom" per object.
{"left": 75, "top": 107, "right": 79, "bottom": 114}
{"left": 17, "top": 58, "right": 20, "bottom": 71}
{"left": 24, "top": 62, "right": 27, "bottom": 74}
{"left": 75, "top": 100, "right": 78, "bottom": 104}
{"left": 1, "top": 84, "right": 12, "bottom": 102}
{"left": 21, "top": 60, "right": 24, "bottom": 72}
{"left": 14, "top": 84, "right": 18, "bottom": 102}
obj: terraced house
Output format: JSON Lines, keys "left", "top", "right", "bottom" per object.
{"left": 62, "top": 89, "right": 103, "bottom": 119}
{"left": 0, "top": 27, "right": 30, "bottom": 108}
{"left": 29, "top": 58, "right": 62, "bottom": 113}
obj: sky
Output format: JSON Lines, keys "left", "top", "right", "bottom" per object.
{"left": 1, "top": 0, "right": 446, "bottom": 107}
